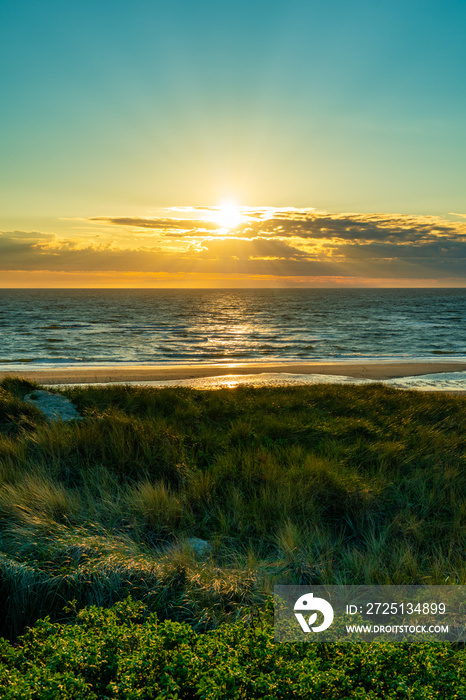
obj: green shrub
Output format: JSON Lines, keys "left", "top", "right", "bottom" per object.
{"left": 0, "top": 598, "right": 464, "bottom": 699}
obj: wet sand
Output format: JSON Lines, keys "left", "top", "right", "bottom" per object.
{"left": 2, "top": 360, "right": 466, "bottom": 385}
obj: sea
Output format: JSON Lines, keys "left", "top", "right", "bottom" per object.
{"left": 1, "top": 288, "right": 465, "bottom": 391}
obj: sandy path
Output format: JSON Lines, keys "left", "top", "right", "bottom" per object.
{"left": 2, "top": 360, "right": 466, "bottom": 385}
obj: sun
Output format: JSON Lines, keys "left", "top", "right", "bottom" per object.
{"left": 209, "top": 202, "right": 246, "bottom": 230}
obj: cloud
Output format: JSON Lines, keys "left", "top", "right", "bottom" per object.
{"left": 339, "top": 240, "right": 466, "bottom": 260}
{"left": 246, "top": 211, "right": 466, "bottom": 244}
{"left": 89, "top": 209, "right": 466, "bottom": 246}
{"left": 3, "top": 208, "right": 466, "bottom": 282}
{"left": 195, "top": 238, "right": 309, "bottom": 260}
{"left": 0, "top": 231, "right": 162, "bottom": 272}
{"left": 2, "top": 230, "right": 55, "bottom": 240}
{"left": 90, "top": 216, "right": 220, "bottom": 232}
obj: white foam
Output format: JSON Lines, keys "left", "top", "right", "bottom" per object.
{"left": 385, "top": 372, "right": 466, "bottom": 392}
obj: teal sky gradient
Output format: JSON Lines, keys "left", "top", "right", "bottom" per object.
{"left": 2, "top": 0, "right": 465, "bottom": 218}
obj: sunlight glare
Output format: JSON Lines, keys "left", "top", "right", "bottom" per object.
{"left": 210, "top": 202, "right": 246, "bottom": 230}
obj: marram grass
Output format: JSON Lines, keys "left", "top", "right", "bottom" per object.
{"left": 0, "top": 377, "right": 465, "bottom": 640}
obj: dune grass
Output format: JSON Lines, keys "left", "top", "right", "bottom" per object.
{"left": 0, "top": 377, "right": 465, "bottom": 640}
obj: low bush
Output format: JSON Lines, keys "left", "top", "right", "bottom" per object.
{"left": 0, "top": 597, "right": 465, "bottom": 699}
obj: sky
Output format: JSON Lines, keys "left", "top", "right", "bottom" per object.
{"left": 1, "top": 0, "right": 466, "bottom": 287}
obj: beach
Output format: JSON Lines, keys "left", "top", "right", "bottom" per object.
{"left": 2, "top": 359, "right": 466, "bottom": 388}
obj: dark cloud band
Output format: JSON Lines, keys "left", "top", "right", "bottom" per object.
{"left": 2, "top": 206, "right": 466, "bottom": 281}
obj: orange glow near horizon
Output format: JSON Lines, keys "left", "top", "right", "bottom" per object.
{"left": 1, "top": 270, "right": 466, "bottom": 289}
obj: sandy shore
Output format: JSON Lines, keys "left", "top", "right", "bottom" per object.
{"left": 2, "top": 360, "right": 466, "bottom": 385}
